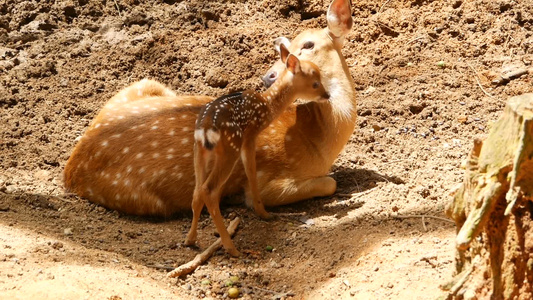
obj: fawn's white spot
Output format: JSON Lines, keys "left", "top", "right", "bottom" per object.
{"left": 206, "top": 129, "right": 220, "bottom": 145}
{"left": 124, "top": 179, "right": 131, "bottom": 186}
{"left": 181, "top": 138, "right": 189, "bottom": 144}
{"left": 167, "top": 154, "right": 174, "bottom": 160}
{"left": 101, "top": 140, "right": 109, "bottom": 147}
{"left": 151, "top": 141, "right": 159, "bottom": 147}
{"left": 183, "top": 153, "right": 191, "bottom": 158}
{"left": 122, "top": 147, "right": 130, "bottom": 154}
{"left": 95, "top": 123, "right": 101, "bottom": 129}
{"left": 151, "top": 126, "right": 158, "bottom": 130}
{"left": 169, "top": 117, "right": 176, "bottom": 121}
{"left": 156, "top": 199, "right": 164, "bottom": 209}
{"left": 194, "top": 129, "right": 205, "bottom": 145}
{"left": 168, "top": 148, "right": 175, "bottom": 153}
{"left": 112, "top": 180, "right": 118, "bottom": 186}
{"left": 169, "top": 130, "right": 175, "bottom": 136}
{"left": 257, "top": 171, "right": 265, "bottom": 178}
{"left": 118, "top": 115, "right": 124, "bottom": 120}
{"left": 153, "top": 153, "right": 160, "bottom": 158}
{"left": 136, "top": 153, "right": 144, "bottom": 159}
{"left": 139, "top": 167, "right": 146, "bottom": 174}
{"left": 111, "top": 134, "right": 121, "bottom": 139}
{"left": 181, "top": 114, "right": 187, "bottom": 119}
{"left": 182, "top": 127, "right": 190, "bottom": 132}
{"left": 132, "top": 193, "right": 139, "bottom": 201}
{"left": 115, "top": 194, "right": 121, "bottom": 200}
{"left": 262, "top": 145, "right": 270, "bottom": 150}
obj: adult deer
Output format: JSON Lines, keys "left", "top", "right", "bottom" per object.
{"left": 63, "top": 0, "right": 356, "bottom": 216}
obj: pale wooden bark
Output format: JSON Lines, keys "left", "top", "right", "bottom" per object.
{"left": 444, "top": 94, "right": 533, "bottom": 300}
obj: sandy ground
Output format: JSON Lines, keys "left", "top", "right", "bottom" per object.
{"left": 1, "top": 0, "right": 532, "bottom": 299}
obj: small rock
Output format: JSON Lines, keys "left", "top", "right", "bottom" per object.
{"left": 228, "top": 287, "right": 239, "bottom": 298}
{"left": 63, "top": 228, "right": 73, "bottom": 236}
{"left": 51, "top": 242, "right": 63, "bottom": 250}
{"left": 5, "top": 185, "right": 17, "bottom": 194}
{"left": 205, "top": 69, "right": 229, "bottom": 88}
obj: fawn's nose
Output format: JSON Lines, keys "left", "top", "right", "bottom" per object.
{"left": 261, "top": 71, "right": 278, "bottom": 88}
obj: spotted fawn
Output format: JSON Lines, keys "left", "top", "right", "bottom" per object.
{"left": 186, "top": 45, "right": 330, "bottom": 256}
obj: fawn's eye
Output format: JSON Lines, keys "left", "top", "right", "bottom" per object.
{"left": 302, "top": 41, "right": 314, "bottom": 50}
{"left": 312, "top": 82, "right": 320, "bottom": 89}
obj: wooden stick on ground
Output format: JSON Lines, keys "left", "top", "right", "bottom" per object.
{"left": 167, "top": 217, "right": 241, "bottom": 278}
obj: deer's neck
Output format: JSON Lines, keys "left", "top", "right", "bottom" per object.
{"left": 259, "top": 78, "right": 295, "bottom": 120}
{"left": 322, "top": 47, "right": 357, "bottom": 125}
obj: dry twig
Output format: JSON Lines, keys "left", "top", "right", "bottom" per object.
{"left": 167, "top": 217, "right": 241, "bottom": 278}
{"left": 336, "top": 186, "right": 378, "bottom": 198}
{"left": 492, "top": 68, "right": 531, "bottom": 85}
{"left": 378, "top": 0, "right": 393, "bottom": 14}
{"left": 466, "top": 62, "right": 493, "bottom": 98}
{"left": 113, "top": 0, "right": 122, "bottom": 17}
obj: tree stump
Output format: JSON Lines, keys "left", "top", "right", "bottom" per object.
{"left": 444, "top": 93, "right": 533, "bottom": 300}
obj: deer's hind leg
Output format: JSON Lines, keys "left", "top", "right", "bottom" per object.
{"left": 260, "top": 176, "right": 337, "bottom": 206}
{"left": 185, "top": 144, "right": 210, "bottom": 246}
{"left": 203, "top": 149, "right": 240, "bottom": 257}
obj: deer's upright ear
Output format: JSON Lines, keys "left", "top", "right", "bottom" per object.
{"left": 327, "top": 0, "right": 353, "bottom": 38}
{"left": 274, "top": 37, "right": 291, "bottom": 53}
{"left": 280, "top": 43, "right": 290, "bottom": 63}
{"left": 286, "top": 54, "right": 301, "bottom": 74}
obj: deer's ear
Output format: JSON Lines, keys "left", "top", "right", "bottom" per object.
{"left": 280, "top": 43, "right": 290, "bottom": 63}
{"left": 286, "top": 54, "right": 301, "bottom": 74}
{"left": 327, "top": 0, "right": 353, "bottom": 38}
{"left": 274, "top": 37, "right": 291, "bottom": 53}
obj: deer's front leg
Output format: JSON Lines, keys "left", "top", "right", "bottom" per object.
{"left": 260, "top": 176, "right": 337, "bottom": 207}
{"left": 241, "top": 138, "right": 271, "bottom": 220}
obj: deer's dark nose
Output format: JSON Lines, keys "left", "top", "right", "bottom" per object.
{"left": 261, "top": 71, "right": 278, "bottom": 88}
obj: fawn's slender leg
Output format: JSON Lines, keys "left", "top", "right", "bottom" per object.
{"left": 241, "top": 137, "right": 271, "bottom": 219}
{"left": 185, "top": 144, "right": 208, "bottom": 246}
{"left": 203, "top": 151, "right": 240, "bottom": 257}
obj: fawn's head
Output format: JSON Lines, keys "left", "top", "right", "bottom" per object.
{"left": 277, "top": 44, "right": 329, "bottom": 103}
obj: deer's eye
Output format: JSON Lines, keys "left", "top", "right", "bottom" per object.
{"left": 312, "top": 82, "right": 320, "bottom": 89}
{"left": 302, "top": 41, "right": 315, "bottom": 50}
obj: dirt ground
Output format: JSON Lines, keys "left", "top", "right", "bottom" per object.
{"left": 1, "top": 0, "right": 532, "bottom": 299}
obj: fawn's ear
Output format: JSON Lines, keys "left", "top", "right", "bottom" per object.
{"left": 274, "top": 37, "right": 291, "bottom": 53}
{"left": 286, "top": 54, "right": 301, "bottom": 74}
{"left": 327, "top": 0, "right": 353, "bottom": 38}
{"left": 280, "top": 43, "right": 290, "bottom": 63}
